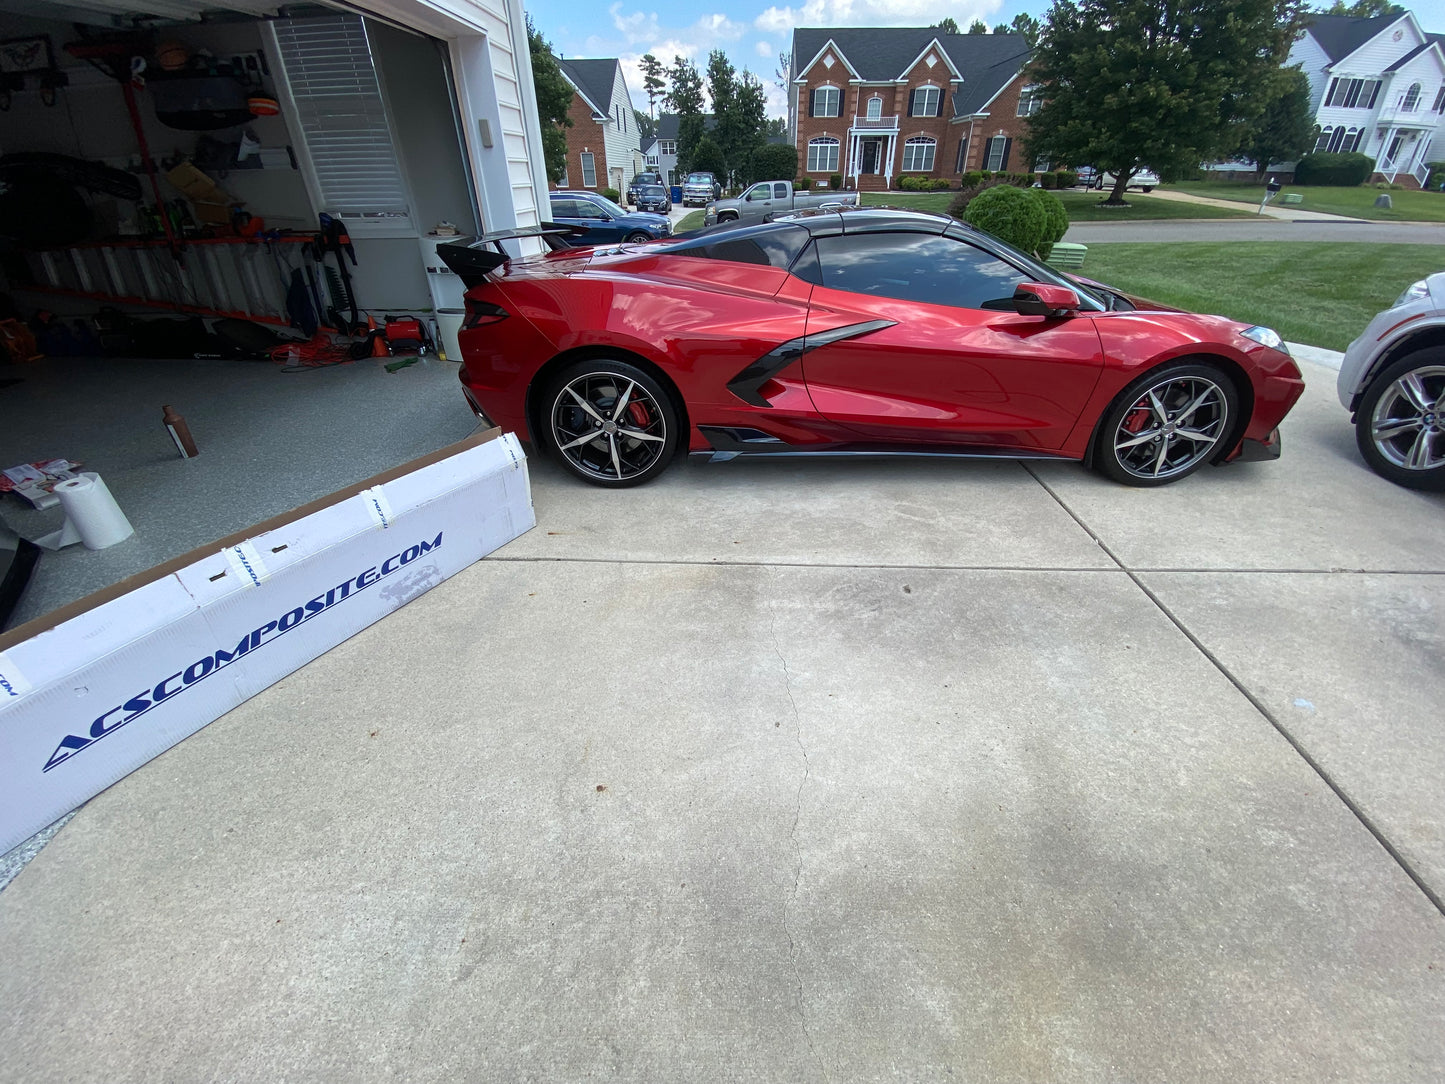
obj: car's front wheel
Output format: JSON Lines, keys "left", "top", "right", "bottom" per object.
{"left": 541, "top": 360, "right": 679, "bottom": 487}
{"left": 1354, "top": 349, "right": 1445, "bottom": 491}
{"left": 1094, "top": 361, "right": 1238, "bottom": 486}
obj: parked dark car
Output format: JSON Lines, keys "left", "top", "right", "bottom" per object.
{"left": 625, "top": 171, "right": 662, "bottom": 205}
{"left": 548, "top": 191, "right": 671, "bottom": 244}
{"left": 634, "top": 183, "right": 672, "bottom": 214}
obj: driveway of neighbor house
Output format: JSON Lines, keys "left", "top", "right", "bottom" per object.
{"left": 1, "top": 350, "right": 1442, "bottom": 1082}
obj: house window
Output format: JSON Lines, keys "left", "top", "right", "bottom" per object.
{"left": 1324, "top": 77, "right": 1381, "bottom": 109}
{"left": 580, "top": 152, "right": 596, "bottom": 187}
{"left": 1324, "top": 126, "right": 1361, "bottom": 154}
{"left": 902, "top": 136, "right": 936, "bottom": 171}
{"left": 866, "top": 96, "right": 882, "bottom": 120}
{"left": 955, "top": 137, "right": 968, "bottom": 172}
{"left": 269, "top": 15, "right": 412, "bottom": 234}
{"left": 1314, "top": 126, "right": 1332, "bottom": 152}
{"left": 812, "top": 86, "right": 840, "bottom": 117}
{"left": 1435, "top": 87, "right": 1445, "bottom": 114}
{"left": 909, "top": 86, "right": 940, "bottom": 117}
{"left": 1017, "top": 85, "right": 1043, "bottom": 117}
{"left": 659, "top": 140, "right": 676, "bottom": 156}
{"left": 985, "top": 135, "right": 1009, "bottom": 171}
{"left": 1402, "top": 83, "right": 1421, "bottom": 112}
{"left": 645, "top": 154, "right": 659, "bottom": 167}
{"left": 1033, "top": 158, "right": 1051, "bottom": 173}
{"left": 808, "top": 137, "right": 840, "bottom": 172}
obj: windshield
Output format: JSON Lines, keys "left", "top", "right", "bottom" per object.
{"left": 594, "top": 195, "right": 630, "bottom": 217}
{"left": 687, "top": 174, "right": 711, "bottom": 183}
{"left": 640, "top": 186, "right": 665, "bottom": 196}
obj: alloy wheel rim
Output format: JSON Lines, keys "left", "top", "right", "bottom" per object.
{"left": 1370, "top": 365, "right": 1445, "bottom": 472}
{"left": 1112, "top": 375, "right": 1229, "bottom": 480}
{"left": 551, "top": 372, "right": 668, "bottom": 481}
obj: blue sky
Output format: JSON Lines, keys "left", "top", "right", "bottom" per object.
{"left": 523, "top": 0, "right": 1055, "bottom": 119}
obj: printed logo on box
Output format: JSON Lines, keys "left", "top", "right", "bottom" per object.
{"left": 42, "top": 531, "right": 444, "bottom": 772}
{"left": 0, "top": 651, "right": 31, "bottom": 701}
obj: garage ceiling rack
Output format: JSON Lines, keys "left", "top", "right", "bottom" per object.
{"left": 23, "top": 235, "right": 309, "bottom": 327}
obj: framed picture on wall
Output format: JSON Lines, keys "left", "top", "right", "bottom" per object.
{"left": 0, "top": 36, "right": 57, "bottom": 77}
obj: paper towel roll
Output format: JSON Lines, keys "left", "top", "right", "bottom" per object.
{"left": 38, "top": 472, "right": 134, "bottom": 551}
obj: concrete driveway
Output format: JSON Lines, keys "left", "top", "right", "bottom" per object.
{"left": 1, "top": 352, "right": 1442, "bottom": 1082}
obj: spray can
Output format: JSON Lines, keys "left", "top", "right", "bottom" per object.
{"left": 162, "top": 404, "right": 199, "bottom": 458}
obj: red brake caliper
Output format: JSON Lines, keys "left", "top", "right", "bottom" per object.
{"left": 627, "top": 401, "right": 652, "bottom": 428}
{"left": 1122, "top": 404, "right": 1150, "bottom": 433}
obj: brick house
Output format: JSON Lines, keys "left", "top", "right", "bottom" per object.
{"left": 788, "top": 28, "right": 1035, "bottom": 191}
{"left": 553, "top": 58, "right": 642, "bottom": 194}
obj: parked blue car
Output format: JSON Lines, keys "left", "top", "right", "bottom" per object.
{"left": 548, "top": 190, "right": 671, "bottom": 244}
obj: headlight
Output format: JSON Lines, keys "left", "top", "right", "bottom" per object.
{"left": 1394, "top": 280, "right": 1430, "bottom": 308}
{"left": 1241, "top": 326, "right": 1287, "bottom": 353}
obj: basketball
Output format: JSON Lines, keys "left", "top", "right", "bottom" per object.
{"left": 155, "top": 40, "right": 190, "bottom": 71}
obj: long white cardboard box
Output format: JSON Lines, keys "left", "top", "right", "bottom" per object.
{"left": 0, "top": 428, "right": 534, "bottom": 855}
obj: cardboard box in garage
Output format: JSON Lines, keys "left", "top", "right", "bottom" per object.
{"left": 0, "top": 428, "right": 534, "bottom": 855}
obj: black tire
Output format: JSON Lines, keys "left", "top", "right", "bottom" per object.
{"left": 540, "top": 359, "right": 680, "bottom": 488}
{"left": 1353, "top": 349, "right": 1445, "bottom": 492}
{"left": 1140, "top": 186, "right": 1154, "bottom": 193}
{"left": 1094, "top": 361, "right": 1239, "bottom": 487}
{"left": 624, "top": 230, "right": 651, "bottom": 243}
{"left": 717, "top": 213, "right": 737, "bottom": 223}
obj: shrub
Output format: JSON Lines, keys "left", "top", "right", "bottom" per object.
{"left": 602, "top": 187, "right": 621, "bottom": 203}
{"left": 931, "top": 177, "right": 952, "bottom": 191}
{"left": 961, "top": 170, "right": 985, "bottom": 188}
{"left": 1294, "top": 151, "right": 1374, "bottom": 186}
{"left": 899, "top": 175, "right": 935, "bottom": 191}
{"left": 1037, "top": 172, "right": 1057, "bottom": 189}
{"left": 1029, "top": 187, "right": 1069, "bottom": 261}
{"left": 797, "top": 176, "right": 814, "bottom": 190}
{"left": 1056, "top": 170, "right": 1078, "bottom": 188}
{"left": 947, "top": 176, "right": 1013, "bottom": 219}
{"left": 828, "top": 174, "right": 843, "bottom": 190}
{"left": 963, "top": 185, "right": 1047, "bottom": 253}
{"left": 1426, "top": 162, "right": 1445, "bottom": 191}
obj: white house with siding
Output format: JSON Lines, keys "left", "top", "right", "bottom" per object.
{"left": 1290, "top": 10, "right": 1444, "bottom": 187}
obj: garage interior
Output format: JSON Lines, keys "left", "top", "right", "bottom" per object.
{"left": 0, "top": 0, "right": 488, "bottom": 629}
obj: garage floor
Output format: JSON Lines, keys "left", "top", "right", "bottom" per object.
{"left": 1, "top": 353, "right": 1443, "bottom": 1081}
{"left": 0, "top": 352, "right": 478, "bottom": 628}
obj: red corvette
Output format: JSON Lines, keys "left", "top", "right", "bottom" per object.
{"left": 441, "top": 209, "right": 1304, "bottom": 488}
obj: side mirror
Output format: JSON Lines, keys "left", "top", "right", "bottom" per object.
{"left": 1013, "top": 282, "right": 1080, "bottom": 317}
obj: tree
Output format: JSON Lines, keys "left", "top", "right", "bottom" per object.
{"left": 666, "top": 55, "right": 706, "bottom": 175}
{"left": 1235, "top": 68, "right": 1314, "bottom": 176}
{"left": 634, "top": 109, "right": 656, "bottom": 144}
{"left": 707, "top": 49, "right": 740, "bottom": 178}
{"left": 1320, "top": 0, "right": 1403, "bottom": 14}
{"left": 527, "top": 18, "right": 573, "bottom": 185}
{"left": 750, "top": 142, "right": 798, "bottom": 185}
{"left": 967, "top": 19, "right": 989, "bottom": 33}
{"left": 774, "top": 51, "right": 791, "bottom": 93}
{"left": 765, "top": 116, "right": 787, "bottom": 139}
{"left": 691, "top": 135, "right": 728, "bottom": 181}
{"left": 933, "top": 17, "right": 960, "bottom": 34}
{"left": 728, "top": 70, "right": 770, "bottom": 185}
{"left": 1025, "top": 0, "right": 1306, "bottom": 204}
{"left": 1009, "top": 12, "right": 1042, "bottom": 47}
{"left": 639, "top": 53, "right": 667, "bottom": 117}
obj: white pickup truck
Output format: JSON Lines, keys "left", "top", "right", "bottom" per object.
{"left": 703, "top": 180, "right": 858, "bottom": 227}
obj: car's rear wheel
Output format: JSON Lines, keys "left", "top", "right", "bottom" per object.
{"left": 542, "top": 360, "right": 679, "bottom": 487}
{"left": 1354, "top": 350, "right": 1445, "bottom": 491}
{"left": 1094, "top": 361, "right": 1237, "bottom": 486}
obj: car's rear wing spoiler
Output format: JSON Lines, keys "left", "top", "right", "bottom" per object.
{"left": 438, "top": 223, "right": 588, "bottom": 287}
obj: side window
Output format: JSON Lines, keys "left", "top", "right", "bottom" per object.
{"left": 810, "top": 233, "right": 1030, "bottom": 310}
{"left": 550, "top": 198, "right": 577, "bottom": 218}
{"left": 774, "top": 183, "right": 788, "bottom": 199}
{"left": 746, "top": 184, "right": 768, "bottom": 200}
{"left": 575, "top": 199, "right": 604, "bottom": 219}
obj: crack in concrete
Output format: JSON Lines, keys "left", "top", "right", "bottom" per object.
{"left": 767, "top": 570, "right": 829, "bottom": 1083}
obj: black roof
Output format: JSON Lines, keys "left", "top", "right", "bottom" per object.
{"left": 652, "top": 113, "right": 718, "bottom": 141}
{"left": 1303, "top": 13, "right": 1408, "bottom": 63}
{"left": 1386, "top": 36, "right": 1444, "bottom": 72}
{"left": 558, "top": 58, "right": 622, "bottom": 114}
{"left": 791, "top": 27, "right": 1031, "bottom": 114}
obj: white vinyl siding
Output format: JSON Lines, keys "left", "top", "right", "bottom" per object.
{"left": 807, "top": 137, "right": 839, "bottom": 172}
{"left": 271, "top": 15, "right": 411, "bottom": 234}
{"left": 902, "top": 136, "right": 935, "bottom": 171}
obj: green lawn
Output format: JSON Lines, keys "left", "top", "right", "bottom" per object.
{"left": 1164, "top": 180, "right": 1445, "bottom": 222}
{"left": 863, "top": 190, "right": 1254, "bottom": 221}
{"left": 1076, "top": 242, "right": 1443, "bottom": 351}
{"left": 675, "top": 209, "right": 706, "bottom": 232}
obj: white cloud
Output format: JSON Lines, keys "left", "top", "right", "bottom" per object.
{"left": 755, "top": 0, "right": 1003, "bottom": 36}
{"left": 755, "top": 39, "right": 774, "bottom": 57}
